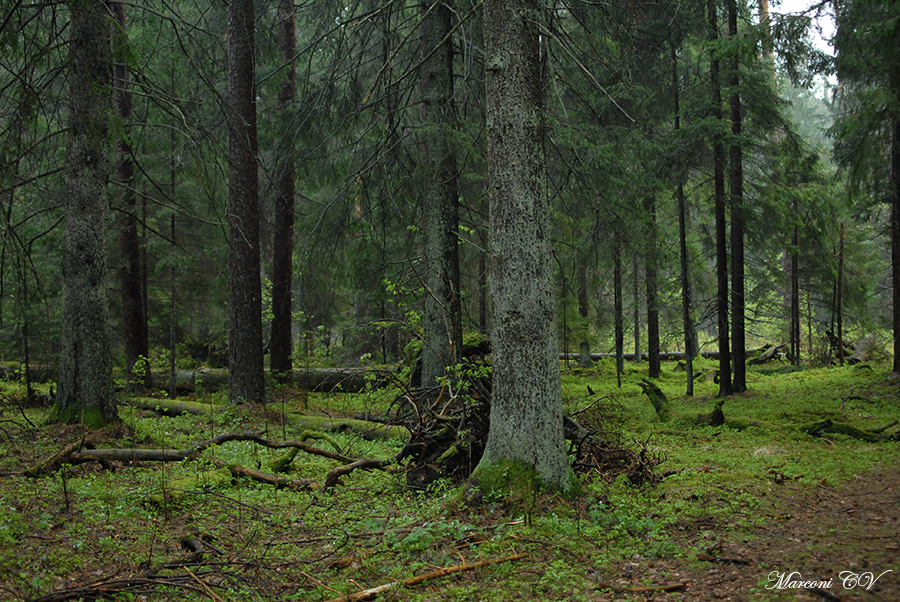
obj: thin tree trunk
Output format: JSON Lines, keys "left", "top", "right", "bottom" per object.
{"left": 672, "top": 42, "right": 694, "bottom": 396}
{"left": 419, "top": 0, "right": 462, "bottom": 388}
{"left": 791, "top": 198, "right": 801, "bottom": 367}
{"left": 709, "top": 0, "right": 731, "bottom": 397}
{"left": 728, "top": 0, "right": 746, "bottom": 393}
{"left": 476, "top": 0, "right": 571, "bottom": 493}
{"left": 53, "top": 0, "right": 116, "bottom": 426}
{"left": 892, "top": 102, "right": 900, "bottom": 374}
{"left": 614, "top": 233, "right": 624, "bottom": 387}
{"left": 577, "top": 255, "right": 591, "bottom": 368}
{"left": 837, "top": 223, "right": 844, "bottom": 365}
{"left": 632, "top": 254, "right": 642, "bottom": 362}
{"left": 226, "top": 0, "right": 265, "bottom": 403}
{"left": 270, "top": 0, "right": 296, "bottom": 383}
{"left": 113, "top": 2, "right": 150, "bottom": 392}
{"left": 646, "top": 197, "right": 660, "bottom": 379}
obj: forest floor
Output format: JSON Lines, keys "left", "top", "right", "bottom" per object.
{"left": 596, "top": 464, "right": 900, "bottom": 602}
{"left": 1, "top": 357, "right": 899, "bottom": 601}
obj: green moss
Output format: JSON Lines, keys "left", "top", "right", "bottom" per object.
{"left": 470, "top": 457, "right": 580, "bottom": 504}
{"left": 47, "top": 404, "right": 118, "bottom": 429}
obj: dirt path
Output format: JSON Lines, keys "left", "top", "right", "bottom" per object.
{"left": 598, "top": 468, "right": 900, "bottom": 601}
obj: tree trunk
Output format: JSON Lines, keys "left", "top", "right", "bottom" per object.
{"left": 226, "top": 0, "right": 265, "bottom": 404}
{"left": 673, "top": 41, "right": 695, "bottom": 396}
{"left": 270, "top": 0, "right": 296, "bottom": 383}
{"left": 892, "top": 92, "right": 900, "bottom": 374}
{"left": 837, "top": 223, "right": 845, "bottom": 365}
{"left": 577, "top": 255, "right": 591, "bottom": 368}
{"left": 646, "top": 196, "right": 660, "bottom": 379}
{"left": 52, "top": 0, "right": 117, "bottom": 427}
{"left": 728, "top": 0, "right": 746, "bottom": 393}
{"left": 791, "top": 198, "right": 801, "bottom": 367}
{"left": 113, "top": 2, "right": 151, "bottom": 392}
{"left": 632, "top": 254, "right": 642, "bottom": 362}
{"left": 419, "top": 0, "right": 462, "bottom": 388}
{"left": 475, "top": 0, "right": 572, "bottom": 493}
{"left": 709, "top": 0, "right": 731, "bottom": 397}
{"left": 614, "top": 234, "right": 624, "bottom": 385}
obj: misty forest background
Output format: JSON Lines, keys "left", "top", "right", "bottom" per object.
{"left": 1, "top": 0, "right": 898, "bottom": 398}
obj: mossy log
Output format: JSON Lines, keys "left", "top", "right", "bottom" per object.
{"left": 801, "top": 418, "right": 900, "bottom": 442}
{"left": 637, "top": 379, "right": 671, "bottom": 422}
{"left": 171, "top": 367, "right": 393, "bottom": 393}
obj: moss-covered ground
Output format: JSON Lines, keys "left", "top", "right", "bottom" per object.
{"left": 1, "top": 357, "right": 898, "bottom": 601}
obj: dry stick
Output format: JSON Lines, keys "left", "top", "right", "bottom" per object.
{"left": 323, "top": 554, "right": 528, "bottom": 602}
{"left": 570, "top": 394, "right": 613, "bottom": 417}
{"left": 595, "top": 581, "right": 689, "bottom": 594}
{"left": 183, "top": 566, "right": 224, "bottom": 602}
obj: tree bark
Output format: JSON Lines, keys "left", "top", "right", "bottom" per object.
{"left": 52, "top": 0, "right": 117, "bottom": 427}
{"left": 419, "top": 0, "right": 462, "bottom": 388}
{"left": 226, "top": 0, "right": 265, "bottom": 404}
{"left": 709, "top": 0, "right": 731, "bottom": 397}
{"left": 614, "top": 233, "right": 624, "bottom": 385}
{"left": 837, "top": 223, "right": 845, "bottom": 365}
{"left": 632, "top": 254, "right": 642, "bottom": 362}
{"left": 673, "top": 41, "right": 695, "bottom": 396}
{"left": 577, "top": 255, "right": 591, "bottom": 368}
{"left": 113, "top": 1, "right": 151, "bottom": 392}
{"left": 476, "top": 0, "right": 572, "bottom": 493}
{"left": 645, "top": 196, "right": 660, "bottom": 379}
{"left": 270, "top": 0, "right": 296, "bottom": 383}
{"left": 728, "top": 0, "right": 746, "bottom": 393}
{"left": 892, "top": 84, "right": 900, "bottom": 374}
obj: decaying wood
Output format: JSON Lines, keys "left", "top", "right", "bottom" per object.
{"left": 802, "top": 419, "right": 900, "bottom": 442}
{"left": 26, "top": 431, "right": 357, "bottom": 477}
{"left": 323, "top": 457, "right": 397, "bottom": 491}
{"left": 125, "top": 399, "right": 410, "bottom": 441}
{"left": 322, "top": 553, "right": 528, "bottom": 602}
{"left": 637, "top": 379, "right": 671, "bottom": 422}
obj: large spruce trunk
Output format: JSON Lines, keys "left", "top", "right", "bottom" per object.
{"left": 475, "top": 0, "right": 572, "bottom": 493}
{"left": 226, "top": 0, "right": 265, "bottom": 403}
{"left": 53, "top": 0, "right": 117, "bottom": 427}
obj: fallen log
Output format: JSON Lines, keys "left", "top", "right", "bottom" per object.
{"left": 801, "top": 419, "right": 900, "bottom": 442}
{"left": 170, "top": 367, "right": 394, "bottom": 393}
{"left": 123, "top": 399, "right": 410, "bottom": 441}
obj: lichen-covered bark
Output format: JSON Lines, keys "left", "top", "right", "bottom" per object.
{"left": 475, "top": 0, "right": 572, "bottom": 493}
{"left": 227, "top": 0, "right": 265, "bottom": 403}
{"left": 270, "top": 0, "right": 296, "bottom": 382}
{"left": 419, "top": 0, "right": 462, "bottom": 388}
{"left": 53, "top": 0, "right": 117, "bottom": 426}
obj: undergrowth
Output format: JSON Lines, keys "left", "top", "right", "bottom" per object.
{"left": 0, "top": 358, "right": 897, "bottom": 601}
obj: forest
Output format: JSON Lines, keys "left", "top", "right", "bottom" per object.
{"left": 1, "top": 0, "right": 899, "bottom": 600}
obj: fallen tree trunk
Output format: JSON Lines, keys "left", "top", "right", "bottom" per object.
{"left": 0, "top": 363, "right": 394, "bottom": 394}
{"left": 171, "top": 367, "right": 394, "bottom": 393}
{"left": 123, "top": 399, "right": 410, "bottom": 441}
{"left": 560, "top": 348, "right": 767, "bottom": 362}
{"left": 801, "top": 419, "right": 900, "bottom": 442}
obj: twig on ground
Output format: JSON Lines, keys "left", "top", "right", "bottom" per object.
{"left": 322, "top": 553, "right": 528, "bottom": 602}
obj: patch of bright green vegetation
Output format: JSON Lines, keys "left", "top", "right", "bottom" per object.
{"left": 0, "top": 359, "right": 897, "bottom": 601}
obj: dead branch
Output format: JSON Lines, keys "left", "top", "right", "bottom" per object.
{"left": 323, "top": 457, "right": 398, "bottom": 491}
{"left": 323, "top": 553, "right": 528, "bottom": 602}
{"left": 25, "top": 431, "right": 356, "bottom": 478}
{"left": 595, "top": 581, "right": 689, "bottom": 593}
